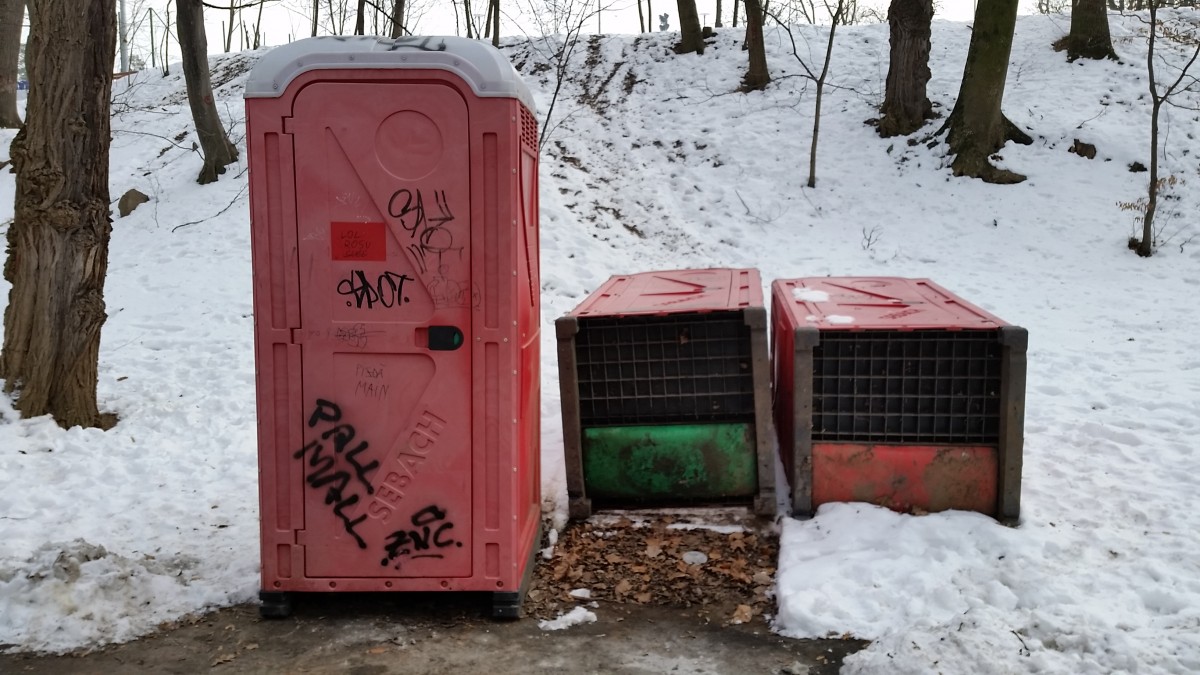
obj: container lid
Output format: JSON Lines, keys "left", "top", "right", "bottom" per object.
{"left": 244, "top": 35, "right": 535, "bottom": 112}
{"left": 571, "top": 268, "right": 764, "bottom": 317}
{"left": 773, "top": 277, "right": 1008, "bottom": 330}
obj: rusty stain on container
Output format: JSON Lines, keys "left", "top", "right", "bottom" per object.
{"left": 812, "top": 442, "right": 998, "bottom": 515}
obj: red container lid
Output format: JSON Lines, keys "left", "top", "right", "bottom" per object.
{"left": 570, "top": 268, "right": 763, "bottom": 317}
{"left": 773, "top": 277, "right": 1008, "bottom": 330}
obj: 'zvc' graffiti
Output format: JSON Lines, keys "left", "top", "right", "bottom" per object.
{"left": 380, "top": 504, "right": 462, "bottom": 569}
{"left": 294, "top": 399, "right": 379, "bottom": 548}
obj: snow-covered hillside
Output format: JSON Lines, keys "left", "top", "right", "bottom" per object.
{"left": 2, "top": 13, "right": 1199, "bottom": 673}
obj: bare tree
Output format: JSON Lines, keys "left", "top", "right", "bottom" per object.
{"left": 740, "top": 0, "right": 769, "bottom": 90}
{"left": 877, "top": 0, "right": 933, "bottom": 137}
{"left": 0, "top": 0, "right": 22, "bottom": 128}
{"left": 675, "top": 0, "right": 704, "bottom": 53}
{"left": 1126, "top": 3, "right": 1200, "bottom": 257}
{"left": 516, "top": 0, "right": 604, "bottom": 148}
{"left": 770, "top": 0, "right": 846, "bottom": 187}
{"left": 939, "top": 0, "right": 1032, "bottom": 183}
{"left": 1064, "top": 0, "right": 1117, "bottom": 60}
{"left": 176, "top": 0, "right": 239, "bottom": 184}
{"left": 2, "top": 0, "right": 117, "bottom": 429}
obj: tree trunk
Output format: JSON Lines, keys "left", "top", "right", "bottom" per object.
{"left": 732, "top": 0, "right": 738, "bottom": 27}
{"left": 224, "top": 3, "right": 234, "bottom": 51}
{"left": 638, "top": 0, "right": 645, "bottom": 32}
{"left": 0, "top": 0, "right": 23, "bottom": 128}
{"left": 715, "top": 0, "right": 723, "bottom": 26}
{"left": 176, "top": 0, "right": 239, "bottom": 184}
{"left": 491, "top": 0, "right": 499, "bottom": 46}
{"left": 311, "top": 0, "right": 318, "bottom": 36}
{"left": 675, "top": 0, "right": 704, "bottom": 54}
{"left": 389, "top": 0, "right": 403, "bottom": 38}
{"left": 740, "top": 0, "right": 769, "bottom": 90}
{"left": 463, "top": 0, "right": 474, "bottom": 38}
{"left": 943, "top": 0, "right": 1031, "bottom": 184}
{"left": 1, "top": 0, "right": 116, "bottom": 429}
{"left": 1067, "top": 0, "right": 1116, "bottom": 61}
{"left": 877, "top": 0, "right": 933, "bottom": 137}
{"left": 354, "top": 0, "right": 365, "bottom": 35}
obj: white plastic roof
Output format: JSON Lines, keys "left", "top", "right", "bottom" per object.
{"left": 244, "top": 35, "right": 535, "bottom": 112}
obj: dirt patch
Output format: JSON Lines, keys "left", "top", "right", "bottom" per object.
{"left": 0, "top": 512, "right": 869, "bottom": 674}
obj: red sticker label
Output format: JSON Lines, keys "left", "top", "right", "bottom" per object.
{"left": 331, "top": 222, "right": 386, "bottom": 261}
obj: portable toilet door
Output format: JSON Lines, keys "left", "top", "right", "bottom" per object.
{"left": 244, "top": 35, "right": 541, "bottom": 618}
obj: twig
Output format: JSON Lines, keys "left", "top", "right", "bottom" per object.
{"left": 1011, "top": 629, "right": 1031, "bottom": 656}
{"left": 172, "top": 182, "right": 248, "bottom": 232}
{"left": 113, "top": 128, "right": 197, "bottom": 153}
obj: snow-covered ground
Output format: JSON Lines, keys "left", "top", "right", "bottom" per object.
{"left": 2, "top": 12, "right": 1199, "bottom": 673}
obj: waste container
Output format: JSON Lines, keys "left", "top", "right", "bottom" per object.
{"left": 771, "top": 277, "right": 1025, "bottom": 522}
{"left": 244, "top": 35, "right": 541, "bottom": 618}
{"left": 557, "top": 268, "right": 776, "bottom": 519}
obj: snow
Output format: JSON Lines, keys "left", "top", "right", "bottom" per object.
{"left": 538, "top": 606, "right": 598, "bottom": 631}
{"left": 792, "top": 288, "right": 830, "bottom": 302}
{"left": 1, "top": 11, "right": 1199, "bottom": 673}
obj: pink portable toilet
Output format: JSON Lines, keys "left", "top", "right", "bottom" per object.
{"left": 244, "top": 36, "right": 541, "bottom": 618}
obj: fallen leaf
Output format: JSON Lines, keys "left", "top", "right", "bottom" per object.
{"left": 605, "top": 553, "right": 627, "bottom": 564}
{"left": 636, "top": 592, "right": 653, "bottom": 603}
{"left": 368, "top": 646, "right": 389, "bottom": 655}
{"left": 752, "top": 571, "right": 773, "bottom": 585}
{"left": 731, "top": 604, "right": 753, "bottom": 625}
{"left": 211, "top": 653, "right": 236, "bottom": 667}
{"left": 615, "top": 579, "right": 632, "bottom": 595}
{"left": 644, "top": 538, "right": 662, "bottom": 558}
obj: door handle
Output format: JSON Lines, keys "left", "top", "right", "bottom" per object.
{"left": 428, "top": 325, "right": 464, "bottom": 351}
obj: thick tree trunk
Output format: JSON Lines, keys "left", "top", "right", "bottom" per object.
{"left": 740, "top": 0, "right": 769, "bottom": 90}
{"left": 1067, "top": 0, "right": 1116, "bottom": 61}
{"left": 675, "top": 0, "right": 704, "bottom": 54}
{"left": 877, "top": 0, "right": 933, "bottom": 137}
{"left": 715, "top": 0, "right": 723, "bottom": 27}
{"left": 0, "top": 0, "right": 23, "bottom": 128}
{"left": 943, "top": 0, "right": 1031, "bottom": 184}
{"left": 1, "top": 0, "right": 116, "bottom": 429}
{"left": 354, "top": 0, "right": 365, "bottom": 34}
{"left": 176, "top": 0, "right": 239, "bottom": 184}
{"left": 311, "top": 0, "right": 318, "bottom": 36}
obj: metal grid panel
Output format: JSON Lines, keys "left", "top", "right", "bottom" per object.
{"left": 575, "top": 312, "right": 755, "bottom": 425}
{"left": 812, "top": 330, "right": 1001, "bottom": 443}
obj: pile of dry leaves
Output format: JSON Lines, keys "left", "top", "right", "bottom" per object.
{"left": 526, "top": 512, "right": 778, "bottom": 625}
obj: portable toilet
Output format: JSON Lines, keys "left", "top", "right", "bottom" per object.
{"left": 244, "top": 35, "right": 541, "bottom": 618}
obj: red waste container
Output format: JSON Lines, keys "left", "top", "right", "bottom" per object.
{"left": 244, "top": 36, "right": 541, "bottom": 618}
{"left": 556, "top": 268, "right": 777, "bottom": 519}
{"left": 771, "top": 277, "right": 1026, "bottom": 523}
